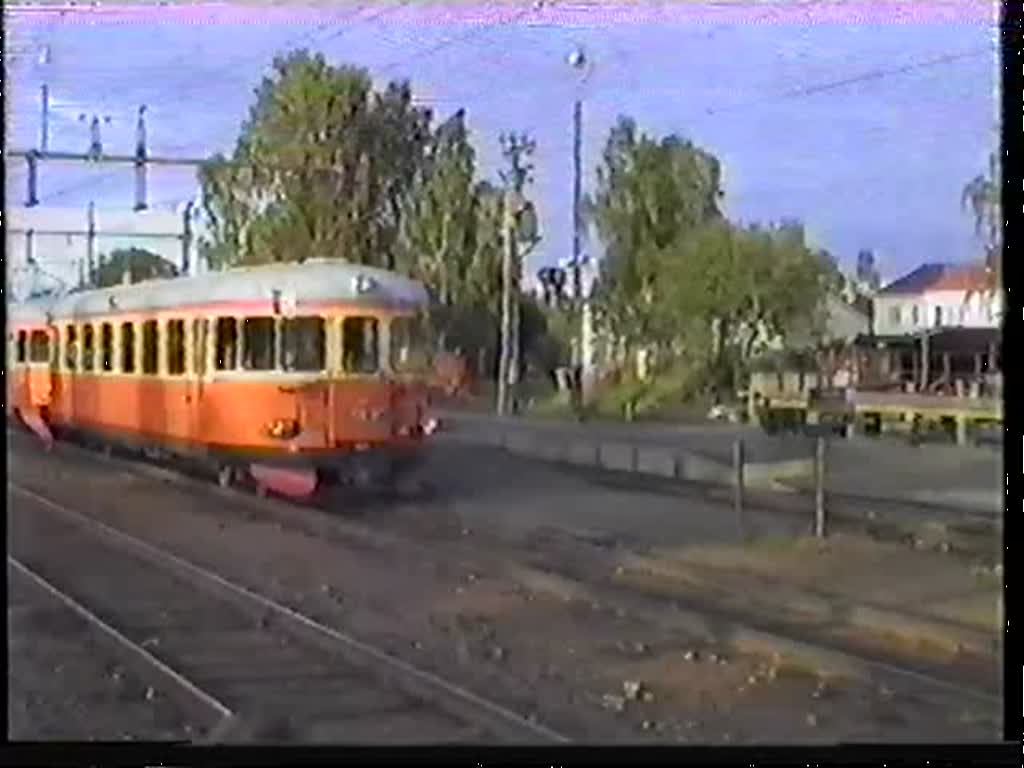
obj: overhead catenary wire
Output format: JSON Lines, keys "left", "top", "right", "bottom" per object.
{"left": 103, "top": 1, "right": 415, "bottom": 109}
{"left": 10, "top": 7, "right": 992, "bottom": 211}
{"left": 703, "top": 45, "right": 993, "bottom": 116}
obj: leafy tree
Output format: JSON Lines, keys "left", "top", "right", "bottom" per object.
{"left": 198, "top": 50, "right": 432, "bottom": 270}
{"left": 618, "top": 217, "right": 834, "bottom": 390}
{"left": 399, "top": 109, "right": 480, "bottom": 308}
{"left": 91, "top": 247, "right": 178, "bottom": 287}
{"left": 588, "top": 116, "right": 724, "bottom": 349}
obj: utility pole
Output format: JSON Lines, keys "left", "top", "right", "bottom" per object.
{"left": 26, "top": 153, "right": 39, "bottom": 207}
{"left": 496, "top": 134, "right": 538, "bottom": 416}
{"left": 27, "top": 48, "right": 51, "bottom": 208}
{"left": 497, "top": 189, "right": 522, "bottom": 417}
{"left": 39, "top": 46, "right": 51, "bottom": 154}
{"left": 86, "top": 201, "right": 97, "bottom": 286}
{"left": 572, "top": 98, "right": 583, "bottom": 303}
{"left": 134, "top": 105, "right": 148, "bottom": 211}
{"left": 181, "top": 201, "right": 195, "bottom": 276}
{"left": 40, "top": 84, "right": 50, "bottom": 153}
{"left": 568, "top": 45, "right": 596, "bottom": 407}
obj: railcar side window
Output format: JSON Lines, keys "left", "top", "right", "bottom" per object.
{"left": 65, "top": 325, "right": 78, "bottom": 371}
{"left": 281, "top": 317, "right": 325, "bottom": 372}
{"left": 341, "top": 317, "right": 379, "bottom": 374}
{"left": 17, "top": 331, "right": 27, "bottom": 363}
{"left": 242, "top": 317, "right": 276, "bottom": 371}
{"left": 142, "top": 320, "right": 159, "bottom": 375}
{"left": 82, "top": 325, "right": 95, "bottom": 371}
{"left": 390, "top": 315, "right": 430, "bottom": 374}
{"left": 215, "top": 318, "right": 238, "bottom": 371}
{"left": 167, "top": 319, "right": 186, "bottom": 376}
{"left": 30, "top": 331, "right": 51, "bottom": 364}
{"left": 100, "top": 323, "right": 114, "bottom": 371}
{"left": 121, "top": 322, "right": 135, "bottom": 373}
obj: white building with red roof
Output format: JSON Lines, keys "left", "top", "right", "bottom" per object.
{"left": 872, "top": 262, "right": 1000, "bottom": 337}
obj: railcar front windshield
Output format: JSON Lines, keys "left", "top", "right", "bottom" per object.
{"left": 341, "top": 316, "right": 380, "bottom": 374}
{"left": 389, "top": 314, "right": 431, "bottom": 375}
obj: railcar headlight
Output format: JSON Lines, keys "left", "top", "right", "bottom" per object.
{"left": 352, "top": 274, "right": 377, "bottom": 294}
{"left": 264, "top": 419, "right": 300, "bottom": 439}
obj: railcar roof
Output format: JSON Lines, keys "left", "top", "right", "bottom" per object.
{"left": 8, "top": 260, "right": 429, "bottom": 324}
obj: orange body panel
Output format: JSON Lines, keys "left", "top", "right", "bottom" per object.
{"left": 16, "top": 371, "right": 428, "bottom": 460}
{"left": 8, "top": 265, "right": 433, "bottom": 473}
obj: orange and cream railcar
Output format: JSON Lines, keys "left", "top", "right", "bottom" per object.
{"left": 7, "top": 259, "right": 436, "bottom": 497}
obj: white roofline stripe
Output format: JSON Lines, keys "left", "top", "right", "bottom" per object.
{"left": 8, "top": 260, "right": 430, "bottom": 325}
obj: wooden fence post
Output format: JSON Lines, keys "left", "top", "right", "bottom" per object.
{"left": 733, "top": 439, "right": 746, "bottom": 539}
{"left": 814, "top": 436, "right": 827, "bottom": 539}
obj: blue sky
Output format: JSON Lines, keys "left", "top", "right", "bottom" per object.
{"left": 4, "top": 2, "right": 998, "bottom": 282}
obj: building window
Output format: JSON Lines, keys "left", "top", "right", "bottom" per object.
{"left": 281, "top": 317, "right": 325, "bottom": 372}
{"left": 121, "top": 322, "right": 135, "bottom": 373}
{"left": 16, "top": 331, "right": 27, "bottom": 363}
{"left": 910, "top": 305, "right": 920, "bottom": 326}
{"left": 82, "top": 325, "right": 95, "bottom": 371}
{"left": 29, "top": 330, "right": 50, "bottom": 364}
{"left": 242, "top": 317, "right": 276, "bottom": 371}
{"left": 141, "top": 320, "right": 159, "bottom": 374}
{"left": 167, "top": 319, "right": 186, "bottom": 376}
{"left": 215, "top": 318, "right": 238, "bottom": 371}
{"left": 64, "top": 325, "right": 77, "bottom": 371}
{"left": 934, "top": 306, "right": 942, "bottom": 327}
{"left": 887, "top": 306, "right": 901, "bottom": 327}
{"left": 100, "top": 323, "right": 114, "bottom": 371}
{"left": 341, "top": 317, "right": 379, "bottom": 374}
{"left": 959, "top": 304, "right": 968, "bottom": 323}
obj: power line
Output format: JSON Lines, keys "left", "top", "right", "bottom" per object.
{"left": 121, "top": 2, "right": 413, "bottom": 108}
{"left": 704, "top": 46, "right": 992, "bottom": 115}
{"left": 376, "top": 3, "right": 536, "bottom": 77}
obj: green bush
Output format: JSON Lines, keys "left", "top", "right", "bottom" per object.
{"left": 588, "top": 358, "right": 710, "bottom": 421}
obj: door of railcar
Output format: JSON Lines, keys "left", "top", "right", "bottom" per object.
{"left": 188, "top": 318, "right": 209, "bottom": 445}
{"left": 331, "top": 314, "right": 392, "bottom": 447}
{"left": 26, "top": 327, "right": 56, "bottom": 409}
{"left": 389, "top": 313, "right": 432, "bottom": 436}
{"left": 280, "top": 316, "right": 330, "bottom": 449}
{"left": 7, "top": 331, "right": 26, "bottom": 413}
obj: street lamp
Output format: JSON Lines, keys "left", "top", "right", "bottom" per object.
{"left": 567, "top": 45, "right": 597, "bottom": 407}
{"left": 567, "top": 45, "right": 588, "bottom": 302}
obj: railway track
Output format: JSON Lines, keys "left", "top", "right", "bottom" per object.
{"left": 7, "top": 483, "right": 568, "bottom": 744}
{"left": 8, "top": 559, "right": 213, "bottom": 742}
{"left": 7, "top": 429, "right": 1003, "bottom": 741}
